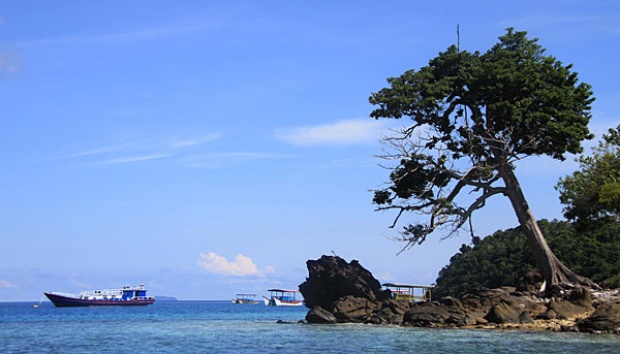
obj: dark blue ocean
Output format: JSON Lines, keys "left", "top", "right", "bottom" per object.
{"left": 1, "top": 301, "right": 618, "bottom": 353}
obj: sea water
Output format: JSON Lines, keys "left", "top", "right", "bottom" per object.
{"left": 1, "top": 301, "right": 618, "bottom": 353}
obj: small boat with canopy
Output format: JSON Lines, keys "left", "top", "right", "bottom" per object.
{"left": 262, "top": 289, "right": 303, "bottom": 306}
{"left": 232, "top": 293, "right": 259, "bottom": 304}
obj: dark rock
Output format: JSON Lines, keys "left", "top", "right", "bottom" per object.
{"left": 375, "top": 309, "right": 402, "bottom": 324}
{"left": 305, "top": 306, "right": 338, "bottom": 324}
{"left": 500, "top": 286, "right": 517, "bottom": 293}
{"left": 445, "top": 312, "right": 468, "bottom": 326}
{"left": 483, "top": 294, "right": 543, "bottom": 324}
{"left": 518, "top": 311, "right": 534, "bottom": 324}
{"left": 375, "top": 299, "right": 411, "bottom": 324}
{"left": 547, "top": 300, "right": 584, "bottom": 320}
{"left": 578, "top": 301, "right": 620, "bottom": 333}
{"left": 440, "top": 296, "right": 465, "bottom": 310}
{"left": 299, "top": 256, "right": 390, "bottom": 310}
{"left": 366, "top": 316, "right": 384, "bottom": 325}
{"left": 382, "top": 298, "right": 411, "bottom": 315}
{"left": 485, "top": 298, "right": 523, "bottom": 324}
{"left": 461, "top": 287, "right": 548, "bottom": 324}
{"left": 543, "top": 287, "right": 593, "bottom": 320}
{"left": 518, "top": 269, "right": 544, "bottom": 292}
{"left": 461, "top": 287, "right": 511, "bottom": 314}
{"left": 568, "top": 286, "right": 593, "bottom": 308}
{"left": 404, "top": 301, "right": 468, "bottom": 327}
{"left": 404, "top": 302, "right": 448, "bottom": 327}
{"left": 536, "top": 309, "right": 557, "bottom": 320}
{"left": 560, "top": 324, "right": 579, "bottom": 332}
{"left": 332, "top": 295, "right": 377, "bottom": 321}
{"left": 472, "top": 315, "right": 488, "bottom": 325}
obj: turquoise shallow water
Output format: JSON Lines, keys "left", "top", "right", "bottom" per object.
{"left": 1, "top": 301, "right": 618, "bottom": 353}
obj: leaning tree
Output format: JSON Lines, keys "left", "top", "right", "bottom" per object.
{"left": 369, "top": 28, "right": 598, "bottom": 294}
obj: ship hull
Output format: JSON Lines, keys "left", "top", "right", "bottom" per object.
{"left": 44, "top": 292, "right": 155, "bottom": 307}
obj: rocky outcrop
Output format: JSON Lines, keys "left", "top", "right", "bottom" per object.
{"left": 299, "top": 256, "right": 399, "bottom": 324}
{"left": 539, "top": 286, "right": 594, "bottom": 320}
{"left": 404, "top": 300, "right": 468, "bottom": 327}
{"left": 305, "top": 306, "right": 337, "bottom": 324}
{"left": 299, "top": 255, "right": 390, "bottom": 311}
{"left": 376, "top": 298, "right": 411, "bottom": 324}
{"left": 578, "top": 301, "right": 620, "bottom": 333}
{"left": 299, "top": 255, "right": 620, "bottom": 333}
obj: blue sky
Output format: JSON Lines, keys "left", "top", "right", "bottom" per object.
{"left": 1, "top": 1, "right": 619, "bottom": 301}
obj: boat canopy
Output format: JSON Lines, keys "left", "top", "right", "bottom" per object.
{"left": 382, "top": 283, "right": 433, "bottom": 290}
{"left": 382, "top": 283, "right": 434, "bottom": 302}
{"left": 267, "top": 289, "right": 300, "bottom": 293}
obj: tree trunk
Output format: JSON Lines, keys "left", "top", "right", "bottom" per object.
{"left": 499, "top": 164, "right": 598, "bottom": 295}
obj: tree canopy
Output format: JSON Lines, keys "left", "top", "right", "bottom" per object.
{"left": 556, "top": 125, "right": 620, "bottom": 226}
{"left": 369, "top": 28, "right": 596, "bottom": 292}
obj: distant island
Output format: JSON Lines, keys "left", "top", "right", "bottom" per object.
{"left": 154, "top": 296, "right": 178, "bottom": 301}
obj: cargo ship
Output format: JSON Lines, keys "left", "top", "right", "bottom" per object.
{"left": 44, "top": 283, "right": 155, "bottom": 307}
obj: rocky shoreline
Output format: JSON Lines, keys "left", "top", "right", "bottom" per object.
{"left": 298, "top": 256, "right": 620, "bottom": 334}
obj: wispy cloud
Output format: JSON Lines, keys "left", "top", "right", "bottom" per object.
{"left": 61, "top": 133, "right": 223, "bottom": 166}
{"left": 0, "top": 50, "right": 20, "bottom": 76}
{"left": 17, "top": 19, "right": 223, "bottom": 48}
{"left": 86, "top": 153, "right": 172, "bottom": 166}
{"left": 65, "top": 142, "right": 138, "bottom": 159}
{"left": 275, "top": 118, "right": 388, "bottom": 146}
{"left": 169, "top": 133, "right": 223, "bottom": 148}
{"left": 182, "top": 151, "right": 295, "bottom": 169}
{"left": 0, "top": 279, "right": 17, "bottom": 289}
{"left": 196, "top": 252, "right": 273, "bottom": 277}
{"left": 191, "top": 152, "right": 293, "bottom": 159}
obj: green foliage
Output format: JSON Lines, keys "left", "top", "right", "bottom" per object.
{"left": 434, "top": 220, "right": 620, "bottom": 298}
{"left": 557, "top": 125, "right": 620, "bottom": 225}
{"left": 370, "top": 28, "right": 593, "bottom": 164}
{"left": 369, "top": 28, "right": 594, "bottom": 248}
{"left": 434, "top": 228, "right": 531, "bottom": 298}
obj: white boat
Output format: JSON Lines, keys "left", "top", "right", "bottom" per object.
{"left": 262, "top": 289, "right": 303, "bottom": 306}
{"left": 44, "top": 283, "right": 155, "bottom": 307}
{"left": 232, "top": 293, "right": 259, "bottom": 304}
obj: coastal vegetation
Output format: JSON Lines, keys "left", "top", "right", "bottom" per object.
{"left": 434, "top": 219, "right": 620, "bottom": 299}
{"left": 435, "top": 124, "right": 620, "bottom": 298}
{"left": 369, "top": 28, "right": 597, "bottom": 294}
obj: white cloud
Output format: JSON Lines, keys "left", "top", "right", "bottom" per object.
{"left": 196, "top": 252, "right": 261, "bottom": 277}
{"left": 66, "top": 142, "right": 138, "bottom": 159}
{"left": 181, "top": 151, "right": 294, "bottom": 169}
{"left": 169, "top": 133, "right": 224, "bottom": 149}
{"left": 195, "top": 152, "right": 292, "bottom": 159}
{"left": 276, "top": 118, "right": 388, "bottom": 146}
{"left": 88, "top": 153, "right": 172, "bottom": 166}
{"left": 59, "top": 133, "right": 223, "bottom": 166}
{"left": 0, "top": 50, "right": 20, "bottom": 76}
{"left": 0, "top": 279, "right": 16, "bottom": 289}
